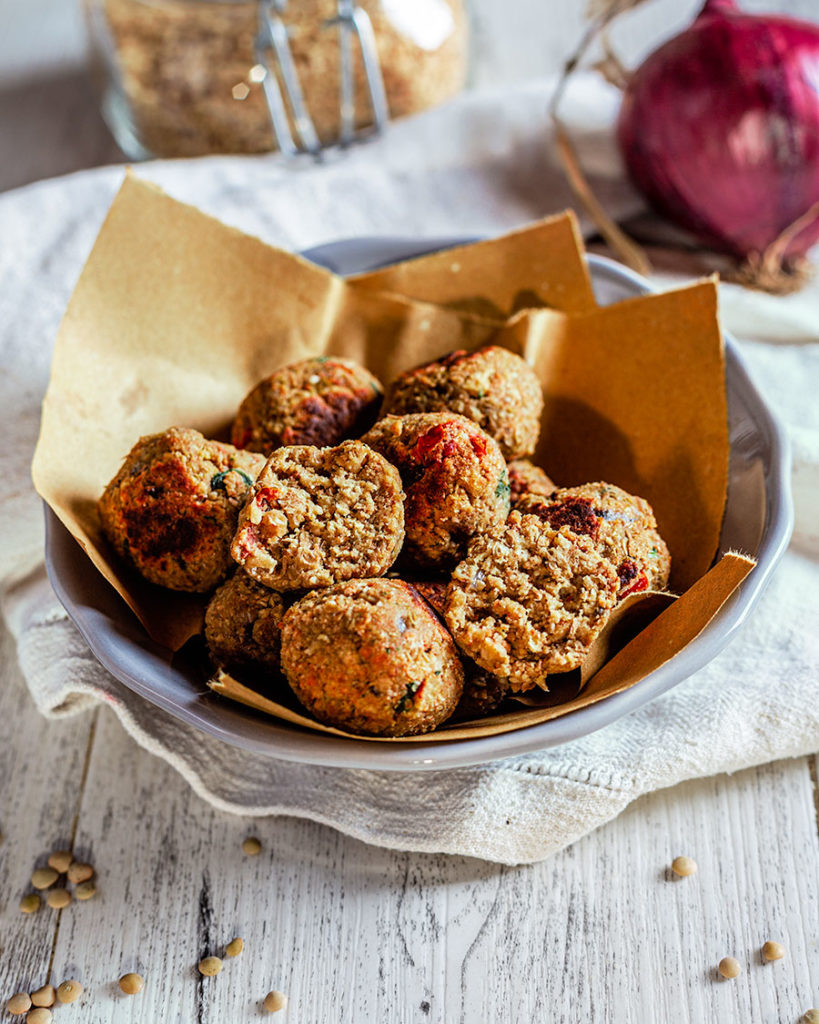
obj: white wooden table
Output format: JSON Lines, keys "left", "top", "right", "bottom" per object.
{"left": 2, "top": 620, "right": 818, "bottom": 1022}
{"left": 2, "top": 4, "right": 819, "bottom": 1019}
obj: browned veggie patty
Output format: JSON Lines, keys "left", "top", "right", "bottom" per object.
{"left": 362, "top": 412, "right": 510, "bottom": 569}
{"left": 444, "top": 511, "right": 620, "bottom": 687}
{"left": 517, "top": 481, "right": 671, "bottom": 596}
{"left": 411, "top": 581, "right": 511, "bottom": 719}
{"left": 456, "top": 669, "right": 512, "bottom": 718}
{"left": 98, "top": 427, "right": 264, "bottom": 592}
{"left": 280, "top": 579, "right": 464, "bottom": 737}
{"left": 204, "top": 571, "right": 287, "bottom": 674}
{"left": 232, "top": 356, "right": 383, "bottom": 454}
{"left": 507, "top": 458, "right": 556, "bottom": 509}
{"left": 231, "top": 440, "right": 404, "bottom": 591}
{"left": 383, "top": 345, "right": 544, "bottom": 459}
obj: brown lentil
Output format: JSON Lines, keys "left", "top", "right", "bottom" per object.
{"left": 762, "top": 940, "right": 785, "bottom": 961}
{"left": 47, "top": 850, "right": 73, "bottom": 873}
{"left": 67, "top": 862, "right": 94, "bottom": 884}
{"left": 6, "top": 993, "right": 31, "bottom": 1015}
{"left": 670, "top": 856, "right": 697, "bottom": 877}
{"left": 718, "top": 956, "right": 741, "bottom": 979}
{"left": 46, "top": 889, "right": 71, "bottom": 910}
{"left": 803, "top": 1011, "right": 819, "bottom": 1023}
{"left": 263, "top": 991, "right": 288, "bottom": 1013}
{"left": 74, "top": 880, "right": 97, "bottom": 901}
{"left": 198, "top": 957, "right": 223, "bottom": 977}
{"left": 119, "top": 974, "right": 144, "bottom": 995}
{"left": 56, "top": 981, "right": 82, "bottom": 1005}
{"left": 225, "top": 937, "right": 244, "bottom": 958}
{"left": 26, "top": 1010, "right": 52, "bottom": 1024}
{"left": 30, "top": 986, "right": 55, "bottom": 1009}
{"left": 31, "top": 867, "right": 58, "bottom": 890}
{"left": 19, "top": 893, "right": 41, "bottom": 914}
{"left": 241, "top": 837, "right": 261, "bottom": 856}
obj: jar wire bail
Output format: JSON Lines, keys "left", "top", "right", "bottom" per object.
{"left": 255, "top": 0, "right": 389, "bottom": 157}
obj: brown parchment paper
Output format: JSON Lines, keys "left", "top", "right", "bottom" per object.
{"left": 32, "top": 173, "right": 747, "bottom": 742}
{"left": 349, "top": 211, "right": 597, "bottom": 317}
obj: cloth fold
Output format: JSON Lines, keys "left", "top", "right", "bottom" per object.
{"left": 2, "top": 73, "right": 818, "bottom": 864}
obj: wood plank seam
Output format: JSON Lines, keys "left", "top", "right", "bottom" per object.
{"left": 45, "top": 707, "right": 98, "bottom": 986}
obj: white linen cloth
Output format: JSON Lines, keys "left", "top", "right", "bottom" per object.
{"left": 2, "top": 75, "right": 818, "bottom": 865}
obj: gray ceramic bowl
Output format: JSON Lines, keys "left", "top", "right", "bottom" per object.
{"left": 44, "top": 240, "right": 794, "bottom": 771}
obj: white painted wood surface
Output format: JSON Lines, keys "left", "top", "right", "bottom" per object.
{"left": 1, "top": 3, "right": 818, "bottom": 1019}
{"left": 2, "top": 618, "right": 818, "bottom": 1023}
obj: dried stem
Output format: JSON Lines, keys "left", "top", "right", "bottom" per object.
{"left": 592, "top": 30, "right": 632, "bottom": 90}
{"left": 549, "top": 2, "right": 652, "bottom": 275}
{"left": 724, "top": 202, "right": 819, "bottom": 294}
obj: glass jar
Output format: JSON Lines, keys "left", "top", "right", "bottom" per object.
{"left": 84, "top": 0, "right": 469, "bottom": 159}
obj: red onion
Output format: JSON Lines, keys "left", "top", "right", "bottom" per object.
{"left": 617, "top": 0, "right": 819, "bottom": 286}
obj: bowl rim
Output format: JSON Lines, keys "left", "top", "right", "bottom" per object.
{"left": 43, "top": 243, "right": 794, "bottom": 771}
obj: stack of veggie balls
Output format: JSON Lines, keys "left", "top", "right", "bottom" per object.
{"left": 99, "top": 347, "right": 670, "bottom": 736}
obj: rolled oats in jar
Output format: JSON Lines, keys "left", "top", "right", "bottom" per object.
{"left": 84, "top": 0, "right": 469, "bottom": 158}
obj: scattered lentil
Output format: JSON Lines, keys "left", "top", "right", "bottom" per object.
{"left": 718, "top": 956, "right": 741, "bottom": 979}
{"left": 670, "top": 856, "right": 698, "bottom": 877}
{"left": 31, "top": 868, "right": 58, "bottom": 890}
{"left": 56, "top": 981, "right": 82, "bottom": 1005}
{"left": 6, "top": 993, "right": 31, "bottom": 1015}
{"left": 19, "top": 893, "right": 41, "bottom": 914}
{"left": 225, "top": 937, "right": 244, "bottom": 958}
{"left": 241, "top": 837, "right": 262, "bottom": 856}
{"left": 119, "top": 974, "right": 144, "bottom": 995}
{"left": 26, "top": 1009, "right": 52, "bottom": 1024}
{"left": 46, "top": 889, "right": 71, "bottom": 910}
{"left": 198, "top": 957, "right": 223, "bottom": 977}
{"left": 30, "top": 986, "right": 55, "bottom": 1008}
{"left": 263, "top": 991, "right": 288, "bottom": 1013}
{"left": 762, "top": 940, "right": 785, "bottom": 961}
{"left": 47, "top": 851, "right": 73, "bottom": 873}
{"left": 74, "top": 880, "right": 97, "bottom": 901}
{"left": 67, "top": 862, "right": 94, "bottom": 884}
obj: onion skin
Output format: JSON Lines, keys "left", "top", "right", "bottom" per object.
{"left": 617, "top": 0, "right": 819, "bottom": 264}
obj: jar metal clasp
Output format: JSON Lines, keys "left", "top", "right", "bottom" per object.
{"left": 255, "top": 0, "right": 389, "bottom": 157}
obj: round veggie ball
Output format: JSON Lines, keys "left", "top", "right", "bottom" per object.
{"left": 507, "top": 459, "right": 556, "bottom": 509}
{"left": 205, "top": 571, "right": 287, "bottom": 673}
{"left": 456, "top": 667, "right": 511, "bottom": 718}
{"left": 280, "top": 579, "right": 464, "bottom": 736}
{"left": 383, "top": 346, "right": 543, "bottom": 459}
{"left": 362, "top": 412, "right": 509, "bottom": 569}
{"left": 410, "top": 580, "right": 447, "bottom": 618}
{"left": 232, "top": 357, "right": 383, "bottom": 454}
{"left": 444, "top": 511, "right": 620, "bottom": 687}
{"left": 412, "top": 581, "right": 510, "bottom": 719}
{"left": 517, "top": 481, "right": 671, "bottom": 596}
{"left": 99, "top": 427, "right": 264, "bottom": 593}
{"left": 231, "top": 441, "right": 404, "bottom": 590}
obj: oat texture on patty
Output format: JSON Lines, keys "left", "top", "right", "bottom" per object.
{"left": 232, "top": 356, "right": 383, "bottom": 454}
{"left": 383, "top": 345, "right": 544, "bottom": 459}
{"left": 231, "top": 440, "right": 404, "bottom": 591}
{"left": 98, "top": 427, "right": 264, "bottom": 592}
{"left": 280, "top": 579, "right": 464, "bottom": 737}
{"left": 507, "top": 458, "right": 556, "bottom": 509}
{"left": 517, "top": 481, "right": 671, "bottom": 596}
{"left": 362, "top": 412, "right": 510, "bottom": 569}
{"left": 205, "top": 571, "right": 287, "bottom": 674}
{"left": 444, "top": 511, "right": 620, "bottom": 686}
